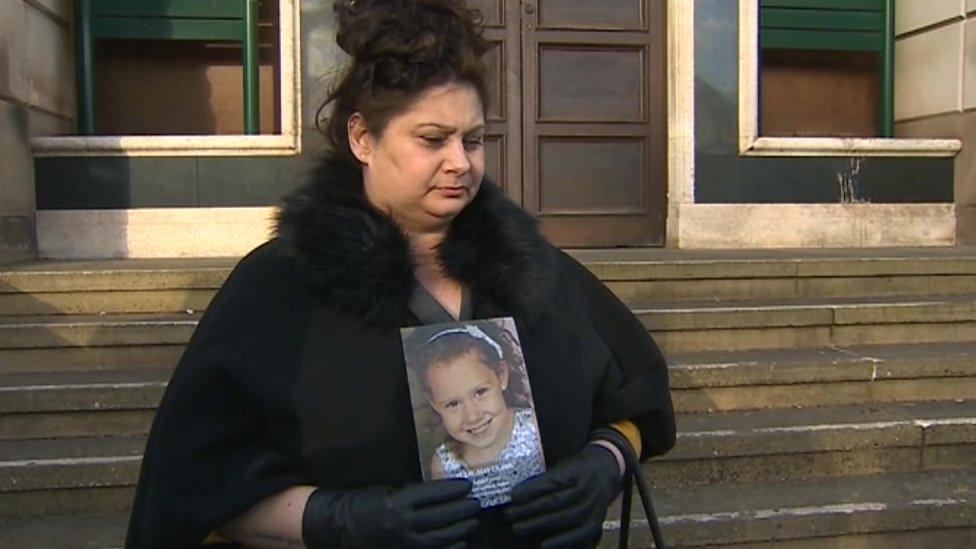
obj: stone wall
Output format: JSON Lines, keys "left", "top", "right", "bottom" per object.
{"left": 895, "top": 0, "right": 976, "bottom": 243}
{"left": 0, "top": 0, "right": 74, "bottom": 262}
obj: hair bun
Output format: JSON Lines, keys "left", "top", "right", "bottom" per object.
{"left": 334, "top": 0, "right": 488, "bottom": 65}
{"left": 320, "top": 0, "right": 491, "bottom": 162}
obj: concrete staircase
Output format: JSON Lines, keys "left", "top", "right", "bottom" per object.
{"left": 2, "top": 249, "right": 976, "bottom": 547}
{"left": 580, "top": 248, "right": 976, "bottom": 548}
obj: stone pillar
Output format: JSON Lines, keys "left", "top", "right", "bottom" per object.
{"left": 893, "top": 1, "right": 976, "bottom": 244}
{"left": 0, "top": 0, "right": 75, "bottom": 263}
{"left": 0, "top": 100, "right": 36, "bottom": 262}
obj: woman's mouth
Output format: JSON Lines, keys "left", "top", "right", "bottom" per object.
{"left": 435, "top": 186, "right": 467, "bottom": 198}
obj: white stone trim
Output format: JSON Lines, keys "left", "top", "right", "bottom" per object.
{"left": 36, "top": 208, "right": 277, "bottom": 258}
{"left": 30, "top": 135, "right": 300, "bottom": 157}
{"left": 744, "top": 137, "right": 962, "bottom": 157}
{"left": 736, "top": 0, "right": 960, "bottom": 158}
{"left": 675, "top": 203, "right": 955, "bottom": 249}
{"left": 30, "top": 0, "right": 302, "bottom": 158}
{"left": 666, "top": 0, "right": 695, "bottom": 248}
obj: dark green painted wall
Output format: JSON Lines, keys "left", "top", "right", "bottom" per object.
{"left": 36, "top": 154, "right": 319, "bottom": 209}
{"left": 694, "top": 0, "right": 952, "bottom": 204}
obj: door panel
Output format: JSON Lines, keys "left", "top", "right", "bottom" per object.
{"left": 471, "top": 0, "right": 521, "bottom": 200}
{"left": 474, "top": 0, "right": 665, "bottom": 247}
{"left": 539, "top": 137, "right": 646, "bottom": 214}
{"left": 483, "top": 41, "right": 505, "bottom": 121}
{"left": 484, "top": 135, "right": 507, "bottom": 186}
{"left": 523, "top": 0, "right": 666, "bottom": 247}
{"left": 538, "top": 45, "right": 646, "bottom": 121}
{"left": 537, "top": 0, "right": 646, "bottom": 29}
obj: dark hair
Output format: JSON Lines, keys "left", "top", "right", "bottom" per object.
{"left": 406, "top": 322, "right": 532, "bottom": 409}
{"left": 319, "top": 0, "right": 491, "bottom": 163}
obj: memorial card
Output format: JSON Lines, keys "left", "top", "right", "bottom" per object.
{"left": 401, "top": 317, "right": 546, "bottom": 508}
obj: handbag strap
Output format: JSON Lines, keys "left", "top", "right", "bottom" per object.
{"left": 619, "top": 473, "right": 633, "bottom": 548}
{"left": 592, "top": 428, "right": 667, "bottom": 549}
{"left": 622, "top": 447, "right": 666, "bottom": 549}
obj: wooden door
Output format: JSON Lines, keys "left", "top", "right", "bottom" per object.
{"left": 473, "top": 0, "right": 666, "bottom": 247}
{"left": 470, "top": 0, "right": 523, "bottom": 202}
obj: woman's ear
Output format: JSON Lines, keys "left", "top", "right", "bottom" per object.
{"left": 347, "top": 112, "right": 372, "bottom": 165}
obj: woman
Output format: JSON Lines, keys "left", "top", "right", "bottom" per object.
{"left": 126, "top": 0, "right": 675, "bottom": 547}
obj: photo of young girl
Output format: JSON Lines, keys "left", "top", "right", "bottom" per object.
{"left": 401, "top": 317, "right": 546, "bottom": 508}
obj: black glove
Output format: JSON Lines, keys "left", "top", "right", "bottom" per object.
{"left": 504, "top": 442, "right": 623, "bottom": 548}
{"left": 302, "top": 479, "right": 480, "bottom": 548}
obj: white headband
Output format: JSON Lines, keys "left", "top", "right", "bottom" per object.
{"left": 426, "top": 324, "right": 504, "bottom": 360}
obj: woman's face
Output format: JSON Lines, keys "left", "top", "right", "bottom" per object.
{"left": 349, "top": 82, "right": 487, "bottom": 233}
{"left": 426, "top": 351, "right": 510, "bottom": 453}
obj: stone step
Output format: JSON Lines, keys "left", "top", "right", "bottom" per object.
{"left": 0, "top": 370, "right": 167, "bottom": 440}
{"left": 582, "top": 248, "right": 976, "bottom": 305}
{"left": 0, "top": 436, "right": 144, "bottom": 520}
{"left": 3, "top": 512, "right": 975, "bottom": 549}
{"left": 571, "top": 247, "right": 976, "bottom": 279}
{"left": 0, "top": 314, "right": 198, "bottom": 350}
{"left": 2, "top": 343, "right": 973, "bottom": 441}
{"left": 0, "top": 259, "right": 230, "bottom": 317}
{"left": 600, "top": 469, "right": 976, "bottom": 548}
{"left": 7, "top": 400, "right": 969, "bottom": 520}
{"left": 0, "top": 485, "right": 135, "bottom": 525}
{"left": 669, "top": 342, "right": 976, "bottom": 412}
{"left": 4, "top": 491, "right": 976, "bottom": 549}
{"left": 642, "top": 295, "right": 976, "bottom": 353}
{"left": 608, "top": 272, "right": 976, "bottom": 305}
{"left": 0, "top": 289, "right": 216, "bottom": 317}
{"left": 0, "top": 345, "right": 184, "bottom": 375}
{"left": 578, "top": 249, "right": 976, "bottom": 306}
{"left": 0, "top": 513, "right": 128, "bottom": 549}
{"left": 0, "top": 259, "right": 232, "bottom": 293}
{"left": 3, "top": 296, "right": 975, "bottom": 359}
{"left": 655, "top": 399, "right": 976, "bottom": 489}
{"left": 570, "top": 248, "right": 976, "bottom": 304}
{"left": 0, "top": 440, "right": 971, "bottom": 542}
{"left": 5, "top": 250, "right": 976, "bottom": 316}
{"left": 0, "top": 473, "right": 973, "bottom": 548}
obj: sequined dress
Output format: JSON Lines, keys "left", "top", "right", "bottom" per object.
{"left": 435, "top": 407, "right": 546, "bottom": 507}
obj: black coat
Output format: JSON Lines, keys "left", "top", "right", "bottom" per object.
{"left": 126, "top": 158, "right": 676, "bottom": 548}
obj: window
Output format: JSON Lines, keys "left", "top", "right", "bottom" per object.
{"left": 32, "top": 0, "right": 300, "bottom": 157}
{"left": 759, "top": 0, "right": 893, "bottom": 137}
{"left": 739, "top": 0, "right": 959, "bottom": 157}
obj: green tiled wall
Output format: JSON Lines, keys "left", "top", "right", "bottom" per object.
{"left": 35, "top": 155, "right": 319, "bottom": 209}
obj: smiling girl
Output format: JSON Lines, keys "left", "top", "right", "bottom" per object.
{"left": 408, "top": 322, "right": 545, "bottom": 507}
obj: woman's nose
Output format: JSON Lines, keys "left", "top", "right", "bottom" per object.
{"left": 444, "top": 139, "right": 471, "bottom": 175}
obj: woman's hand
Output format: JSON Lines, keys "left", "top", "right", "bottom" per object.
{"left": 302, "top": 478, "right": 480, "bottom": 548}
{"left": 504, "top": 444, "right": 622, "bottom": 548}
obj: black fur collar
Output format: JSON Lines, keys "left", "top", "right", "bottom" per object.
{"left": 276, "top": 156, "right": 558, "bottom": 328}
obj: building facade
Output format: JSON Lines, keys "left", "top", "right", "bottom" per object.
{"left": 1, "top": 0, "right": 973, "bottom": 262}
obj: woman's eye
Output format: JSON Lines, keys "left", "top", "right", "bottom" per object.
{"left": 421, "top": 136, "right": 446, "bottom": 146}
{"left": 463, "top": 137, "right": 484, "bottom": 151}
{"left": 474, "top": 387, "right": 489, "bottom": 398}
{"left": 443, "top": 400, "right": 459, "bottom": 410}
